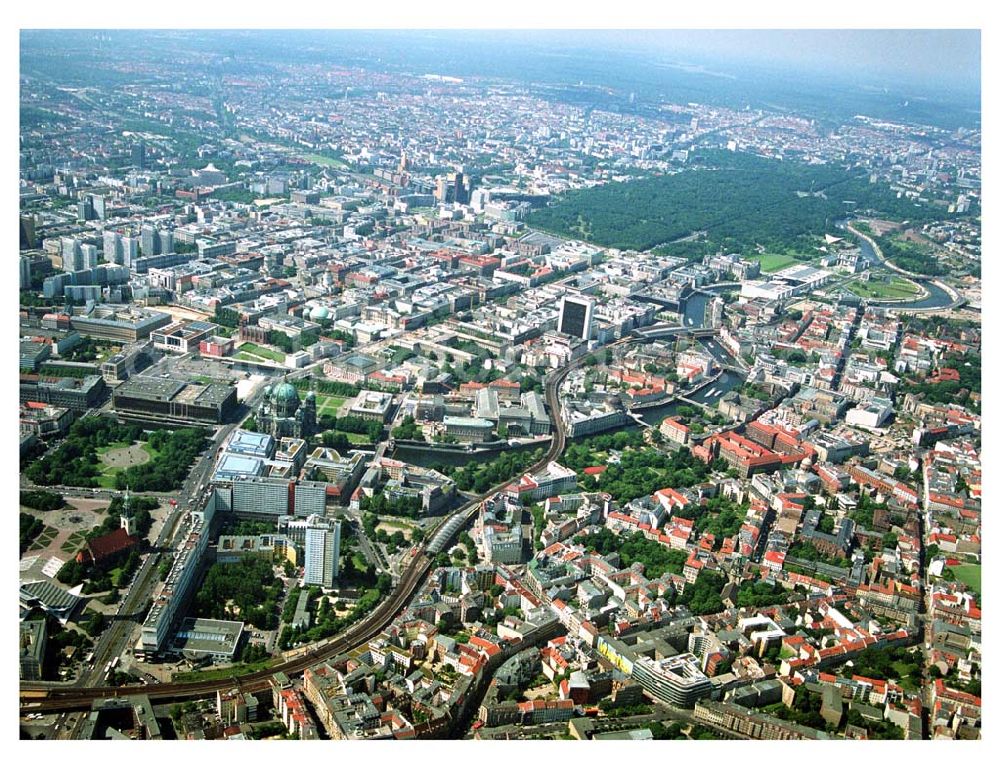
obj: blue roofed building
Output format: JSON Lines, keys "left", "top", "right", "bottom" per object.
{"left": 226, "top": 429, "right": 276, "bottom": 459}
{"left": 213, "top": 453, "right": 266, "bottom": 483}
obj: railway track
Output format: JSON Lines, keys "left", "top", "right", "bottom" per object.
{"left": 21, "top": 549, "right": 432, "bottom": 712}
{"left": 20, "top": 343, "right": 624, "bottom": 714}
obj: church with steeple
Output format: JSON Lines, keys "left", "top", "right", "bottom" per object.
{"left": 76, "top": 487, "right": 141, "bottom": 566}
{"left": 120, "top": 487, "right": 135, "bottom": 536}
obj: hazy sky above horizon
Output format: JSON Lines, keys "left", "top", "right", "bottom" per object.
{"left": 20, "top": 27, "right": 982, "bottom": 102}
{"left": 528, "top": 30, "right": 981, "bottom": 94}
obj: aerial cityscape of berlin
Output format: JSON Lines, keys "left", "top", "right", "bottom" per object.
{"left": 15, "top": 10, "right": 986, "bottom": 749}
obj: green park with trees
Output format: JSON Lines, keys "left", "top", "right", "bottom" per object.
{"left": 193, "top": 557, "right": 285, "bottom": 631}
{"left": 23, "top": 417, "right": 209, "bottom": 491}
{"left": 435, "top": 447, "right": 544, "bottom": 494}
{"left": 528, "top": 149, "right": 956, "bottom": 255}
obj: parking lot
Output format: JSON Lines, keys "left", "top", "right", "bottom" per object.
{"left": 20, "top": 711, "right": 86, "bottom": 740}
{"left": 144, "top": 352, "right": 251, "bottom": 387}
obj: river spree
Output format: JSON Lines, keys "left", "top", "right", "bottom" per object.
{"left": 854, "top": 234, "right": 955, "bottom": 310}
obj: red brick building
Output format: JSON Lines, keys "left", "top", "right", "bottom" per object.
{"left": 76, "top": 527, "right": 141, "bottom": 566}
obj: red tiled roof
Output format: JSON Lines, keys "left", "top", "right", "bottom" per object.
{"left": 86, "top": 527, "right": 140, "bottom": 562}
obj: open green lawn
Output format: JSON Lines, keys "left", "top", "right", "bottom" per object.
{"left": 952, "top": 564, "right": 981, "bottom": 595}
{"left": 752, "top": 252, "right": 801, "bottom": 273}
{"left": 28, "top": 527, "right": 57, "bottom": 551}
{"left": 173, "top": 657, "right": 275, "bottom": 684}
{"left": 350, "top": 552, "right": 371, "bottom": 576}
{"left": 846, "top": 275, "right": 922, "bottom": 300}
{"left": 238, "top": 342, "right": 286, "bottom": 362}
{"left": 315, "top": 394, "right": 347, "bottom": 418}
{"left": 96, "top": 441, "right": 131, "bottom": 455}
{"left": 61, "top": 531, "right": 87, "bottom": 555}
{"left": 96, "top": 473, "right": 119, "bottom": 489}
{"left": 299, "top": 152, "right": 347, "bottom": 169}
{"left": 94, "top": 441, "right": 159, "bottom": 487}
{"left": 96, "top": 440, "right": 159, "bottom": 459}
{"left": 332, "top": 430, "right": 371, "bottom": 445}
{"left": 893, "top": 666, "right": 922, "bottom": 694}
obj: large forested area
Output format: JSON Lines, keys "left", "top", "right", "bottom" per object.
{"left": 528, "top": 150, "right": 959, "bottom": 254}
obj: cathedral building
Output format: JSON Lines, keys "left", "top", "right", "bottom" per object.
{"left": 255, "top": 380, "right": 317, "bottom": 439}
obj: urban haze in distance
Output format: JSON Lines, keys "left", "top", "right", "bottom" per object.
{"left": 18, "top": 29, "right": 981, "bottom": 742}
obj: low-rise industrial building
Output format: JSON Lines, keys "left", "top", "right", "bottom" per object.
{"left": 19, "top": 374, "right": 106, "bottom": 411}
{"left": 113, "top": 376, "right": 238, "bottom": 424}
{"left": 151, "top": 320, "right": 217, "bottom": 354}
{"left": 171, "top": 617, "right": 245, "bottom": 662}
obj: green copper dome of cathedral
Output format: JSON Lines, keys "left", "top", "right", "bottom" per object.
{"left": 271, "top": 381, "right": 299, "bottom": 403}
